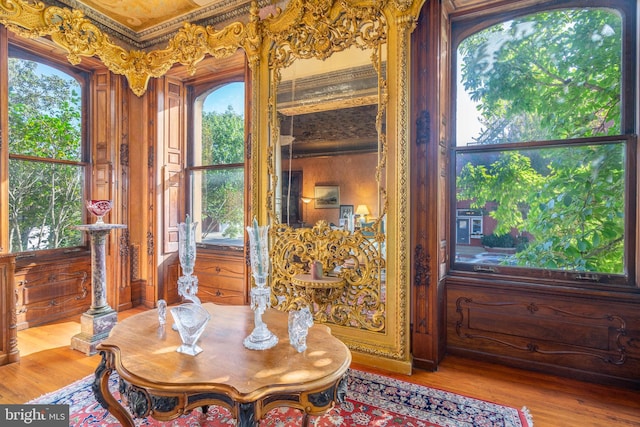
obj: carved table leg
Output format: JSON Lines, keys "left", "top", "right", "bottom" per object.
{"left": 92, "top": 351, "right": 135, "bottom": 427}
{"left": 237, "top": 401, "right": 258, "bottom": 427}
{"left": 336, "top": 373, "right": 348, "bottom": 403}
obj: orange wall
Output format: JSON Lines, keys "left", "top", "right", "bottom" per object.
{"left": 289, "top": 152, "right": 380, "bottom": 226}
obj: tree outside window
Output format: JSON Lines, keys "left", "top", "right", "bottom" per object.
{"left": 453, "top": 5, "right": 632, "bottom": 283}
{"left": 8, "top": 58, "right": 85, "bottom": 252}
{"left": 189, "top": 82, "right": 245, "bottom": 247}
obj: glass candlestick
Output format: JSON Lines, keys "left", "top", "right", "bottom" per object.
{"left": 178, "top": 215, "right": 200, "bottom": 304}
{"left": 157, "top": 299, "right": 167, "bottom": 326}
{"left": 243, "top": 219, "right": 278, "bottom": 350}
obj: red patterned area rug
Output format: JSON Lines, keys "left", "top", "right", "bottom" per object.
{"left": 29, "top": 369, "right": 533, "bottom": 426}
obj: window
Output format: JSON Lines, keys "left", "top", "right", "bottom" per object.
{"left": 451, "top": 1, "right": 636, "bottom": 286}
{"left": 188, "top": 82, "right": 245, "bottom": 247}
{"left": 7, "top": 55, "right": 87, "bottom": 252}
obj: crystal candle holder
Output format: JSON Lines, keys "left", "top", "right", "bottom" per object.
{"left": 247, "top": 220, "right": 270, "bottom": 285}
{"left": 178, "top": 215, "right": 200, "bottom": 304}
{"left": 178, "top": 215, "right": 197, "bottom": 277}
{"left": 86, "top": 199, "right": 113, "bottom": 224}
{"left": 244, "top": 219, "right": 278, "bottom": 350}
{"left": 170, "top": 303, "right": 210, "bottom": 356}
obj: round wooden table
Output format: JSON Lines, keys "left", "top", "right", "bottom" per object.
{"left": 93, "top": 303, "right": 351, "bottom": 427}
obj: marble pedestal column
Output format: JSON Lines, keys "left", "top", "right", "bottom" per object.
{"left": 71, "top": 223, "right": 126, "bottom": 356}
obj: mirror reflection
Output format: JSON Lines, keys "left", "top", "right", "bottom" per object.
{"left": 269, "top": 42, "right": 388, "bottom": 332}
{"left": 275, "top": 47, "right": 385, "bottom": 231}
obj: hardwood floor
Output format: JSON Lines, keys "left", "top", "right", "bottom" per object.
{"left": 1, "top": 307, "right": 638, "bottom": 426}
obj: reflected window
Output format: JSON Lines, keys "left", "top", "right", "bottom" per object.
{"left": 452, "top": 3, "right": 635, "bottom": 285}
{"left": 7, "top": 57, "right": 86, "bottom": 252}
{"left": 189, "top": 82, "right": 245, "bottom": 247}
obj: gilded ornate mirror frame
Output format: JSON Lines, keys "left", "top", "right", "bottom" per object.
{"left": 255, "top": 0, "right": 421, "bottom": 372}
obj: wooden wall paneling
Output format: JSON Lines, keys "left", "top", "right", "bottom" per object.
{"left": 164, "top": 166, "right": 181, "bottom": 252}
{"left": 0, "top": 254, "right": 19, "bottom": 365}
{"left": 162, "top": 79, "right": 185, "bottom": 255}
{"left": 14, "top": 254, "right": 91, "bottom": 330}
{"left": 146, "top": 81, "right": 160, "bottom": 306}
{"left": 446, "top": 279, "right": 640, "bottom": 388}
{"left": 410, "top": 0, "right": 447, "bottom": 370}
{"left": 155, "top": 77, "right": 185, "bottom": 303}
{"left": 92, "top": 70, "right": 115, "bottom": 311}
{"left": 163, "top": 259, "right": 180, "bottom": 305}
{"left": 114, "top": 75, "right": 132, "bottom": 311}
{"left": 127, "top": 85, "right": 151, "bottom": 307}
{"left": 436, "top": 0, "right": 452, "bottom": 359}
{"left": 92, "top": 70, "right": 131, "bottom": 311}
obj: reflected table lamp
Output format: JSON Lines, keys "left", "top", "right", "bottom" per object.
{"left": 355, "top": 204, "right": 370, "bottom": 226}
{"left": 301, "top": 197, "right": 312, "bottom": 225}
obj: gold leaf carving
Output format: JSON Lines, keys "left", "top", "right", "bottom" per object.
{"left": 1, "top": 0, "right": 255, "bottom": 96}
{"left": 271, "top": 221, "right": 386, "bottom": 331}
{"left": 263, "top": 0, "right": 387, "bottom": 69}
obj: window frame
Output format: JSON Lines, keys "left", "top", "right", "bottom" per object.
{"left": 6, "top": 44, "right": 91, "bottom": 256}
{"left": 186, "top": 73, "right": 248, "bottom": 251}
{"left": 448, "top": 0, "right": 637, "bottom": 289}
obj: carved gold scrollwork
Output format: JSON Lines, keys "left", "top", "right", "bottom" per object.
{"left": 271, "top": 221, "right": 385, "bottom": 331}
{"left": 264, "top": 0, "right": 387, "bottom": 69}
{"left": 0, "top": 0, "right": 257, "bottom": 96}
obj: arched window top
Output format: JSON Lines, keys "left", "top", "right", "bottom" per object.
{"left": 455, "top": 7, "right": 623, "bottom": 146}
{"left": 189, "top": 80, "right": 246, "bottom": 247}
{"left": 194, "top": 81, "right": 245, "bottom": 167}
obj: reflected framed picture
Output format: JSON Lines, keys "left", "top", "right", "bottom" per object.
{"left": 314, "top": 185, "right": 340, "bottom": 209}
{"left": 340, "top": 205, "right": 353, "bottom": 219}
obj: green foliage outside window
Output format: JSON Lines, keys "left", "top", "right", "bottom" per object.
{"left": 201, "top": 107, "right": 244, "bottom": 165}
{"left": 455, "top": 8, "right": 626, "bottom": 274}
{"left": 8, "top": 58, "right": 84, "bottom": 252}
{"left": 197, "top": 105, "right": 245, "bottom": 242}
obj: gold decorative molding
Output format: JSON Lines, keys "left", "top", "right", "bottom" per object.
{"left": 0, "top": 0, "right": 258, "bottom": 96}
{"left": 271, "top": 221, "right": 386, "bottom": 331}
{"left": 263, "top": 0, "right": 387, "bottom": 69}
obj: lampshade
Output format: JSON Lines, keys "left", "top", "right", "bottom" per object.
{"left": 301, "top": 197, "right": 312, "bottom": 204}
{"left": 355, "top": 204, "right": 370, "bottom": 217}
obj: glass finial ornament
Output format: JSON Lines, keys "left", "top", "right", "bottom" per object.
{"left": 157, "top": 299, "right": 167, "bottom": 326}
